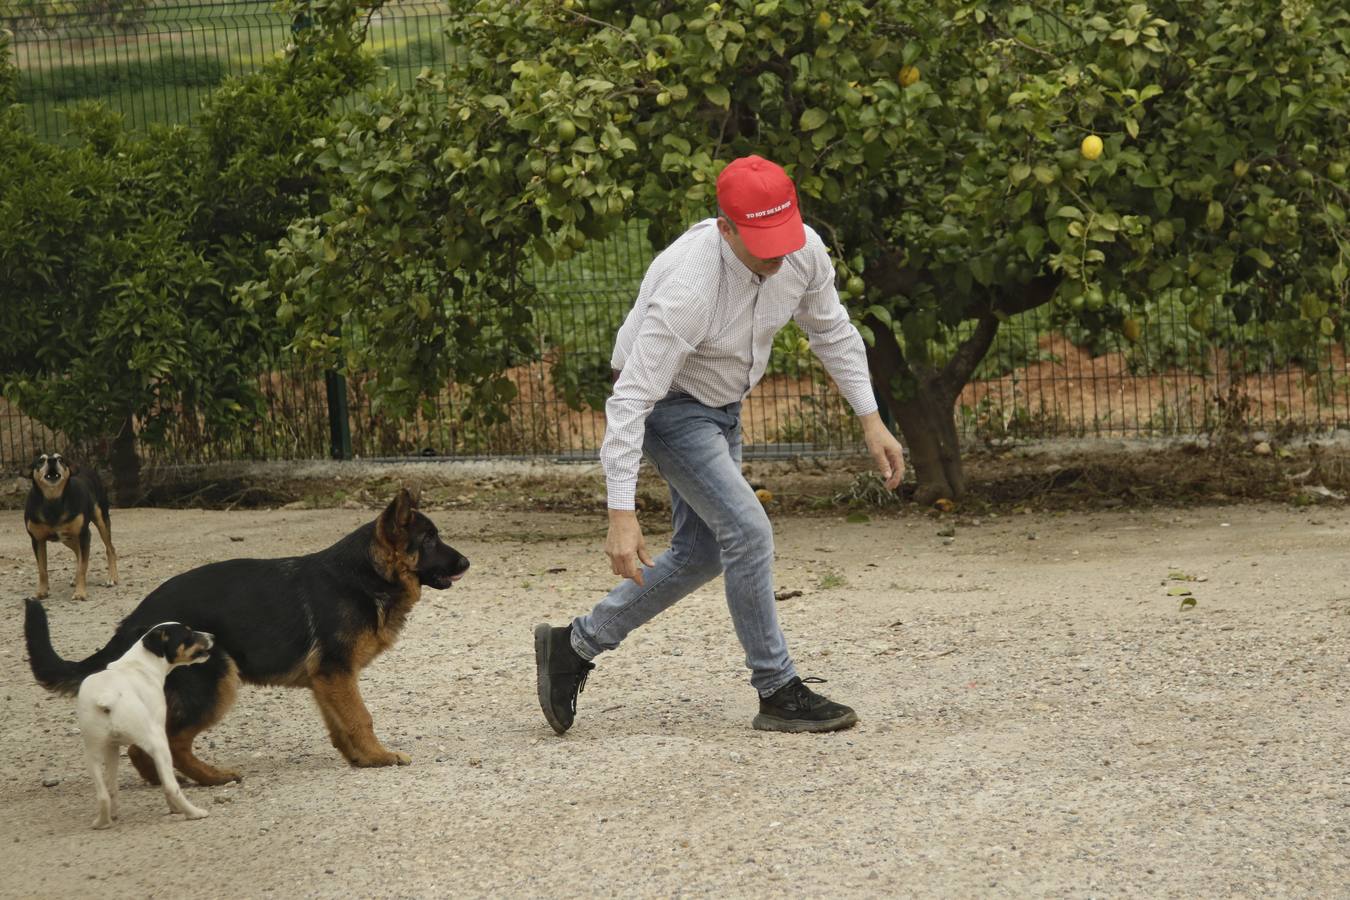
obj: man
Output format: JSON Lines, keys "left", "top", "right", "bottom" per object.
{"left": 534, "top": 155, "right": 904, "bottom": 734}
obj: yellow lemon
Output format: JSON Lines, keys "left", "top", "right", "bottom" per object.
{"left": 933, "top": 498, "right": 955, "bottom": 513}
{"left": 899, "top": 65, "right": 920, "bottom": 87}
{"left": 755, "top": 488, "right": 774, "bottom": 504}
{"left": 1122, "top": 317, "right": 1142, "bottom": 343}
{"left": 1080, "top": 134, "right": 1103, "bottom": 160}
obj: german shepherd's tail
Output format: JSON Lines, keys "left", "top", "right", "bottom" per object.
{"left": 24, "top": 598, "right": 131, "bottom": 696}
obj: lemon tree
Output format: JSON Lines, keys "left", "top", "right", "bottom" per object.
{"left": 258, "top": 0, "right": 1347, "bottom": 503}
{"left": 0, "top": 4, "right": 375, "bottom": 499}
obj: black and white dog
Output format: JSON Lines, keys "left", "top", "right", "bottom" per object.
{"left": 25, "top": 452, "right": 118, "bottom": 601}
{"left": 76, "top": 623, "right": 215, "bottom": 828}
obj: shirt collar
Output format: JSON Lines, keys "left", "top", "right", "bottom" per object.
{"left": 718, "top": 232, "right": 761, "bottom": 287}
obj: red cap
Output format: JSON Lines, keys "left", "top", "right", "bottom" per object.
{"left": 715, "top": 155, "right": 806, "bottom": 259}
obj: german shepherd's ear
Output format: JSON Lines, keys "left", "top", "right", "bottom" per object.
{"left": 377, "top": 488, "right": 417, "bottom": 544}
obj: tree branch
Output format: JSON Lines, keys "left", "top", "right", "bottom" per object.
{"left": 992, "top": 273, "right": 1060, "bottom": 317}
{"left": 938, "top": 274, "right": 1059, "bottom": 400}
{"left": 938, "top": 312, "right": 999, "bottom": 401}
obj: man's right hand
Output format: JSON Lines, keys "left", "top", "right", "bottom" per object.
{"left": 606, "top": 509, "right": 655, "bottom": 586}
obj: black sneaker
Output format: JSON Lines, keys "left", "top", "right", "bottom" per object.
{"left": 533, "top": 623, "right": 595, "bottom": 735}
{"left": 752, "top": 676, "right": 858, "bottom": 733}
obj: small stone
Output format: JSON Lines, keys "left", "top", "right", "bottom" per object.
{"left": 41, "top": 776, "right": 59, "bottom": 788}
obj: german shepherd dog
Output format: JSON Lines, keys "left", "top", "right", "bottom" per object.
{"left": 25, "top": 453, "right": 118, "bottom": 601}
{"left": 25, "top": 489, "right": 469, "bottom": 785}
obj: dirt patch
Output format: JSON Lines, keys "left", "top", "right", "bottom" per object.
{"left": 1, "top": 502, "right": 1346, "bottom": 897}
{"left": 3, "top": 438, "right": 1342, "bottom": 519}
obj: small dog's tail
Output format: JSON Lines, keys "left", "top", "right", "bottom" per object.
{"left": 83, "top": 466, "right": 113, "bottom": 522}
{"left": 24, "top": 599, "right": 129, "bottom": 696}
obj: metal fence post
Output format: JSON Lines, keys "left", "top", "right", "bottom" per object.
{"left": 325, "top": 370, "right": 352, "bottom": 460}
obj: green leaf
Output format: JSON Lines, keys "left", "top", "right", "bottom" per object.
{"left": 704, "top": 85, "right": 731, "bottom": 108}
{"left": 1245, "top": 248, "right": 1274, "bottom": 269}
{"left": 800, "top": 107, "right": 829, "bottom": 131}
{"left": 1206, "top": 200, "right": 1225, "bottom": 231}
{"left": 1017, "top": 224, "right": 1046, "bottom": 259}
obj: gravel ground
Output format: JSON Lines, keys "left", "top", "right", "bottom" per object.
{"left": 1, "top": 502, "right": 1347, "bottom": 898}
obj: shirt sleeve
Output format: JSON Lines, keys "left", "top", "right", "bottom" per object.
{"left": 792, "top": 238, "right": 879, "bottom": 418}
{"left": 601, "top": 279, "right": 710, "bottom": 510}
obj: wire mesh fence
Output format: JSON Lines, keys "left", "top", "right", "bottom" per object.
{"left": 4, "top": 1, "right": 1350, "bottom": 474}
{"left": 6, "top": 0, "right": 461, "bottom": 140}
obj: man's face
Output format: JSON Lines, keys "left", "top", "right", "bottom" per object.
{"left": 717, "top": 218, "right": 785, "bottom": 277}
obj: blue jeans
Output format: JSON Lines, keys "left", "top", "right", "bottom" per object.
{"left": 571, "top": 393, "right": 798, "bottom": 696}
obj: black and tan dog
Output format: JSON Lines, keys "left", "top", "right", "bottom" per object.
{"left": 25, "top": 488, "right": 468, "bottom": 785}
{"left": 25, "top": 452, "right": 118, "bottom": 601}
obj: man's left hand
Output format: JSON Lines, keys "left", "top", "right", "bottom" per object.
{"left": 860, "top": 412, "right": 904, "bottom": 490}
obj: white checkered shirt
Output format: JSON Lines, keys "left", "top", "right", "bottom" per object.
{"left": 602, "top": 219, "right": 878, "bottom": 510}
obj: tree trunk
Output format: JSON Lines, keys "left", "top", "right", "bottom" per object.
{"left": 867, "top": 326, "right": 978, "bottom": 505}
{"left": 110, "top": 413, "right": 141, "bottom": 507}
{"left": 863, "top": 275, "right": 1062, "bottom": 505}
{"left": 891, "top": 371, "right": 967, "bottom": 505}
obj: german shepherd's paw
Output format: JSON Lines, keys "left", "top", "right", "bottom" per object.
{"left": 352, "top": 749, "right": 411, "bottom": 767}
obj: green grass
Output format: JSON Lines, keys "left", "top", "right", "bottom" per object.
{"left": 11, "top": 0, "right": 458, "bottom": 140}
{"left": 530, "top": 222, "right": 652, "bottom": 359}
